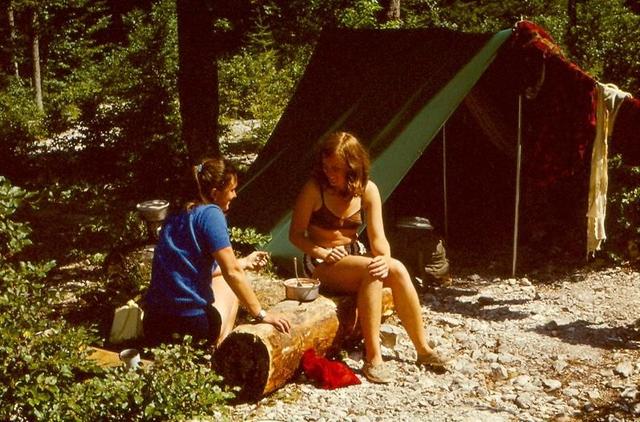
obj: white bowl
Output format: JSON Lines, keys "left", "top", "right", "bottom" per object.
{"left": 283, "top": 278, "right": 321, "bottom": 302}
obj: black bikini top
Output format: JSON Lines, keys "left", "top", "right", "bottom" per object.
{"left": 309, "top": 188, "right": 363, "bottom": 230}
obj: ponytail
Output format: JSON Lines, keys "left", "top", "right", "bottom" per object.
{"left": 186, "top": 158, "right": 237, "bottom": 211}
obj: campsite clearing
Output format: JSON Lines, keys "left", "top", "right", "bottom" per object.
{"left": 231, "top": 262, "right": 640, "bottom": 422}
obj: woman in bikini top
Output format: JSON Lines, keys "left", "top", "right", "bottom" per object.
{"left": 309, "top": 187, "right": 363, "bottom": 231}
{"left": 289, "top": 131, "right": 448, "bottom": 384}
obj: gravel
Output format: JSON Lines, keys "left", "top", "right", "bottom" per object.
{"left": 226, "top": 264, "right": 640, "bottom": 422}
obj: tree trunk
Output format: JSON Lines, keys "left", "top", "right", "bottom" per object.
{"left": 565, "top": 0, "right": 581, "bottom": 58}
{"left": 176, "top": 0, "right": 220, "bottom": 164}
{"left": 7, "top": 0, "right": 20, "bottom": 79}
{"left": 30, "top": 8, "right": 43, "bottom": 112}
{"left": 214, "top": 288, "right": 395, "bottom": 399}
{"left": 379, "top": 0, "right": 401, "bottom": 23}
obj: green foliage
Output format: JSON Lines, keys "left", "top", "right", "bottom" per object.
{"left": 230, "top": 226, "right": 271, "bottom": 255}
{"left": 336, "top": 0, "right": 382, "bottom": 28}
{"left": 0, "top": 176, "right": 35, "bottom": 260}
{"left": 0, "top": 178, "right": 98, "bottom": 420}
{"left": 61, "top": 341, "right": 234, "bottom": 421}
{"left": 606, "top": 156, "right": 640, "bottom": 261}
{"left": 0, "top": 178, "right": 233, "bottom": 421}
{"left": 72, "top": 0, "right": 185, "bottom": 194}
{"left": 219, "top": 42, "right": 307, "bottom": 148}
{"left": 0, "top": 81, "right": 45, "bottom": 163}
{"left": 569, "top": 0, "right": 640, "bottom": 93}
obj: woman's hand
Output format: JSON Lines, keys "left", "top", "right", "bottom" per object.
{"left": 242, "top": 251, "right": 270, "bottom": 271}
{"left": 324, "top": 245, "right": 348, "bottom": 264}
{"left": 262, "top": 312, "right": 291, "bottom": 334}
{"left": 367, "top": 255, "right": 390, "bottom": 279}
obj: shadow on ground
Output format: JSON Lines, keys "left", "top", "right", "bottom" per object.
{"left": 420, "top": 284, "right": 533, "bottom": 322}
{"left": 532, "top": 319, "right": 640, "bottom": 350}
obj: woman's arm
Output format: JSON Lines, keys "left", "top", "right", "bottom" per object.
{"left": 289, "top": 180, "right": 332, "bottom": 260}
{"left": 212, "top": 250, "right": 268, "bottom": 277}
{"left": 363, "top": 181, "right": 391, "bottom": 256}
{"left": 214, "top": 246, "right": 290, "bottom": 333}
{"left": 363, "top": 181, "right": 392, "bottom": 279}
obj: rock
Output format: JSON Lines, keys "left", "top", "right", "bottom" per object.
{"left": 614, "top": 361, "right": 634, "bottom": 377}
{"left": 515, "top": 393, "right": 534, "bottom": 409}
{"left": 621, "top": 386, "right": 638, "bottom": 399}
{"left": 379, "top": 324, "right": 402, "bottom": 349}
{"left": 553, "top": 360, "right": 568, "bottom": 374}
{"left": 490, "top": 363, "right": 509, "bottom": 380}
{"left": 563, "top": 388, "right": 580, "bottom": 397}
{"left": 543, "top": 379, "right": 562, "bottom": 391}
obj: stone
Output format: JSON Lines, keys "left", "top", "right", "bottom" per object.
{"left": 379, "top": 324, "right": 402, "bottom": 349}
{"left": 614, "top": 361, "right": 634, "bottom": 378}
{"left": 490, "top": 363, "right": 509, "bottom": 380}
{"left": 543, "top": 379, "right": 562, "bottom": 391}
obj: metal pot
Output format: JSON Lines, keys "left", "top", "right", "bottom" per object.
{"left": 283, "top": 278, "right": 321, "bottom": 302}
{"left": 136, "top": 200, "right": 170, "bottom": 222}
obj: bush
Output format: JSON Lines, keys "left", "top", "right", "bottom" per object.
{"left": 0, "top": 177, "right": 234, "bottom": 421}
{"left": 0, "top": 82, "right": 46, "bottom": 179}
{"left": 607, "top": 156, "right": 640, "bottom": 262}
{"left": 219, "top": 45, "right": 306, "bottom": 148}
{"left": 60, "top": 341, "right": 234, "bottom": 421}
{"left": 0, "top": 176, "right": 34, "bottom": 260}
{"left": 0, "top": 177, "right": 100, "bottom": 420}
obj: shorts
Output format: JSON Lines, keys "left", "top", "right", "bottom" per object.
{"left": 143, "top": 305, "right": 221, "bottom": 348}
{"left": 302, "top": 240, "right": 367, "bottom": 277}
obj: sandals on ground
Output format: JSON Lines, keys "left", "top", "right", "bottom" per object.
{"left": 416, "top": 352, "right": 450, "bottom": 371}
{"left": 362, "top": 361, "right": 394, "bottom": 384}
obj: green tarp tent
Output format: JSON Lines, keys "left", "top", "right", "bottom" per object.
{"left": 231, "top": 27, "right": 514, "bottom": 265}
{"left": 231, "top": 21, "right": 640, "bottom": 273}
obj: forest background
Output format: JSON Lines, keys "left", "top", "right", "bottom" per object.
{"left": 1, "top": 0, "right": 639, "bottom": 420}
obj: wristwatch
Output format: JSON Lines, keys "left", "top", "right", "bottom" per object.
{"left": 254, "top": 309, "right": 267, "bottom": 322}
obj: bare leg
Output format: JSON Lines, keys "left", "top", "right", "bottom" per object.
{"left": 383, "top": 258, "right": 433, "bottom": 356}
{"left": 211, "top": 275, "right": 239, "bottom": 346}
{"left": 313, "top": 255, "right": 385, "bottom": 366}
{"left": 358, "top": 275, "right": 384, "bottom": 365}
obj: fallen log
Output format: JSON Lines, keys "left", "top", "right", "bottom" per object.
{"left": 213, "top": 288, "right": 394, "bottom": 399}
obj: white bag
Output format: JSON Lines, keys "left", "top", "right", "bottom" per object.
{"left": 109, "top": 299, "right": 144, "bottom": 344}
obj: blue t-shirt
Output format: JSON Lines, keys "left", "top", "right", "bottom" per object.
{"left": 145, "top": 204, "right": 232, "bottom": 317}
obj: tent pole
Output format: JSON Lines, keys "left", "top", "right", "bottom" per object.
{"left": 512, "top": 95, "right": 523, "bottom": 277}
{"left": 442, "top": 124, "right": 448, "bottom": 242}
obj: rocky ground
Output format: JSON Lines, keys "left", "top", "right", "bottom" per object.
{"left": 227, "top": 262, "right": 640, "bottom": 422}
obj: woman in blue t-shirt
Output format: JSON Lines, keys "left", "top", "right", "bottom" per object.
{"left": 144, "top": 157, "right": 290, "bottom": 347}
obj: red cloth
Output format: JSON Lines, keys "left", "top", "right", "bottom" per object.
{"left": 301, "top": 349, "right": 361, "bottom": 389}
{"left": 512, "top": 21, "right": 597, "bottom": 188}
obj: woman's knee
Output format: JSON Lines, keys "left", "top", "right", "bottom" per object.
{"left": 389, "top": 258, "right": 410, "bottom": 278}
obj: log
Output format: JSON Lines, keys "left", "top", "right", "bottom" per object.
{"left": 213, "top": 288, "right": 394, "bottom": 399}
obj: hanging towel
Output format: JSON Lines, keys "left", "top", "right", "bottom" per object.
{"left": 587, "top": 83, "right": 631, "bottom": 257}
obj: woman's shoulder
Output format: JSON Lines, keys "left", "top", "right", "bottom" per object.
{"left": 300, "top": 178, "right": 323, "bottom": 196}
{"left": 191, "top": 204, "right": 225, "bottom": 221}
{"left": 361, "top": 180, "right": 381, "bottom": 209}
{"left": 363, "top": 180, "right": 380, "bottom": 198}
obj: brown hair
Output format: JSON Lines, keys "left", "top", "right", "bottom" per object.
{"left": 312, "top": 131, "right": 370, "bottom": 197}
{"left": 186, "top": 157, "right": 237, "bottom": 210}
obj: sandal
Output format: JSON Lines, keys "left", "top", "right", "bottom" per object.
{"left": 416, "top": 352, "right": 449, "bottom": 371}
{"left": 362, "top": 361, "right": 394, "bottom": 384}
